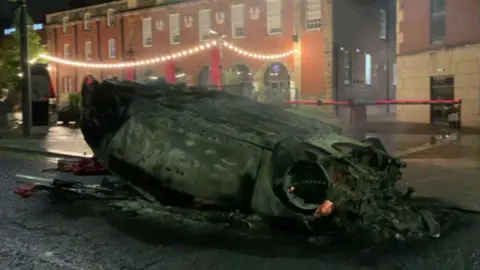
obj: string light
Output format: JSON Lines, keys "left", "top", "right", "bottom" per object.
{"left": 222, "top": 41, "right": 297, "bottom": 60}
{"left": 38, "top": 40, "right": 297, "bottom": 69}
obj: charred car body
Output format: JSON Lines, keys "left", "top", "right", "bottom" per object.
{"left": 15, "top": 76, "right": 448, "bottom": 242}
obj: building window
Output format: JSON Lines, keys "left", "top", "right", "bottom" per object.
{"left": 430, "top": 0, "right": 446, "bottom": 44}
{"left": 379, "top": 9, "right": 387, "bottom": 39}
{"left": 306, "top": 0, "right": 321, "bottom": 30}
{"left": 231, "top": 4, "right": 245, "bottom": 38}
{"left": 267, "top": 0, "right": 282, "bottom": 34}
{"left": 142, "top": 17, "right": 153, "bottom": 47}
{"left": 108, "top": 39, "right": 116, "bottom": 58}
{"left": 365, "top": 53, "right": 372, "bottom": 85}
{"left": 84, "top": 13, "right": 92, "bottom": 31}
{"left": 169, "top": 14, "right": 180, "bottom": 44}
{"left": 107, "top": 9, "right": 116, "bottom": 27}
{"left": 64, "top": 44, "right": 71, "bottom": 59}
{"left": 63, "top": 77, "right": 73, "bottom": 93}
{"left": 343, "top": 50, "right": 351, "bottom": 85}
{"left": 198, "top": 9, "right": 211, "bottom": 41}
{"left": 62, "top": 16, "right": 69, "bottom": 34}
{"left": 85, "top": 41, "right": 92, "bottom": 60}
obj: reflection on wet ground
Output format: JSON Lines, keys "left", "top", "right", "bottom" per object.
{"left": 2, "top": 151, "right": 480, "bottom": 269}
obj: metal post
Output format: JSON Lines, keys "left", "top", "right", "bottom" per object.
{"left": 218, "top": 34, "right": 224, "bottom": 89}
{"left": 19, "top": 0, "right": 32, "bottom": 137}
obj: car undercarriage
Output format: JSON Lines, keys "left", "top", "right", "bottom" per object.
{"left": 14, "top": 76, "right": 461, "bottom": 244}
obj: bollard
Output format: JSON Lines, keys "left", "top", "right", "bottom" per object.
{"left": 348, "top": 98, "right": 367, "bottom": 140}
{"left": 457, "top": 100, "right": 462, "bottom": 131}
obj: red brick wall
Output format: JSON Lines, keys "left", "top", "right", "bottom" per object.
{"left": 300, "top": 30, "right": 324, "bottom": 97}
{"left": 125, "top": 0, "right": 297, "bottom": 84}
{"left": 399, "top": 0, "right": 480, "bottom": 55}
{"left": 48, "top": 0, "right": 326, "bottom": 96}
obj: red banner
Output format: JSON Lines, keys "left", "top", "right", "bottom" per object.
{"left": 165, "top": 60, "right": 176, "bottom": 84}
{"left": 210, "top": 46, "right": 221, "bottom": 89}
{"left": 125, "top": 68, "right": 135, "bottom": 81}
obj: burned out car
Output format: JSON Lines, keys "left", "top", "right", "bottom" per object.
{"left": 15, "top": 76, "right": 450, "bottom": 243}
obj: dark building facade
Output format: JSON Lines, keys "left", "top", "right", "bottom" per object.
{"left": 332, "top": 0, "right": 396, "bottom": 116}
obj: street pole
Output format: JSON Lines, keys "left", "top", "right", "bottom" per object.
{"left": 218, "top": 35, "right": 224, "bottom": 89}
{"left": 19, "top": 0, "right": 32, "bottom": 137}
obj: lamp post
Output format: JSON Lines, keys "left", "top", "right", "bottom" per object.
{"left": 10, "top": 0, "right": 32, "bottom": 137}
{"left": 209, "top": 30, "right": 225, "bottom": 89}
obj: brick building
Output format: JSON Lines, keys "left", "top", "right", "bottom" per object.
{"left": 397, "top": 0, "right": 480, "bottom": 125}
{"left": 45, "top": 0, "right": 394, "bottom": 107}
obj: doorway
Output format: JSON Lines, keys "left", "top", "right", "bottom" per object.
{"left": 430, "top": 76, "right": 454, "bottom": 124}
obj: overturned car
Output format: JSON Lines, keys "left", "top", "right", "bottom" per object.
{"left": 15, "top": 76, "right": 448, "bottom": 242}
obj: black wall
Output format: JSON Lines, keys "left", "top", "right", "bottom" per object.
{"left": 332, "top": 0, "right": 396, "bottom": 115}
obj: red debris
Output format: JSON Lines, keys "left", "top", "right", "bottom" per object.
{"left": 58, "top": 157, "right": 106, "bottom": 175}
{"left": 14, "top": 183, "right": 36, "bottom": 198}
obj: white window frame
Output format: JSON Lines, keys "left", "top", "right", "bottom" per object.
{"left": 231, "top": 4, "right": 245, "bottom": 38}
{"left": 142, "top": 17, "right": 153, "bottom": 47}
{"left": 267, "top": 0, "right": 282, "bottom": 35}
{"left": 198, "top": 9, "right": 211, "bottom": 41}
{"left": 63, "top": 77, "right": 73, "bottom": 93}
{"left": 62, "top": 16, "right": 69, "bottom": 33}
{"left": 169, "top": 14, "right": 180, "bottom": 44}
{"left": 365, "top": 53, "right": 372, "bottom": 85}
{"left": 107, "top": 9, "right": 116, "bottom": 27}
{"left": 306, "top": 0, "right": 321, "bottom": 30}
{"left": 68, "top": 77, "right": 73, "bottom": 92}
{"left": 64, "top": 44, "right": 71, "bottom": 59}
{"left": 84, "top": 13, "right": 92, "bottom": 31}
{"left": 108, "top": 39, "right": 116, "bottom": 58}
{"left": 85, "top": 41, "right": 92, "bottom": 60}
{"left": 380, "top": 9, "right": 387, "bottom": 39}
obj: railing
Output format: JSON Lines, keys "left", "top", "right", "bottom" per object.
{"left": 284, "top": 98, "right": 463, "bottom": 132}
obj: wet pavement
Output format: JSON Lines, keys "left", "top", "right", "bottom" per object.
{"left": 0, "top": 124, "right": 464, "bottom": 159}
{"left": 0, "top": 126, "right": 92, "bottom": 157}
{"left": 1, "top": 151, "right": 480, "bottom": 269}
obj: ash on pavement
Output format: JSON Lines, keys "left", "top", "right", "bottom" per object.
{"left": 1, "top": 151, "right": 480, "bottom": 270}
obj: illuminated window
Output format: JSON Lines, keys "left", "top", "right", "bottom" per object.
{"left": 84, "top": 13, "right": 92, "bottom": 31}
{"left": 343, "top": 51, "right": 351, "bottom": 85}
{"left": 63, "top": 77, "right": 73, "bottom": 93}
{"left": 365, "top": 53, "right": 372, "bottom": 85}
{"left": 142, "top": 17, "right": 153, "bottom": 47}
{"left": 64, "top": 44, "right": 71, "bottom": 59}
{"left": 267, "top": 0, "right": 282, "bottom": 34}
{"left": 62, "top": 16, "right": 68, "bottom": 33}
{"left": 231, "top": 4, "right": 245, "bottom": 38}
{"left": 108, "top": 39, "right": 116, "bottom": 58}
{"left": 306, "top": 0, "right": 321, "bottom": 30}
{"left": 107, "top": 9, "right": 116, "bottom": 27}
{"left": 380, "top": 9, "right": 387, "bottom": 39}
{"left": 169, "top": 14, "right": 180, "bottom": 44}
{"left": 85, "top": 41, "right": 92, "bottom": 60}
{"left": 198, "top": 9, "right": 211, "bottom": 41}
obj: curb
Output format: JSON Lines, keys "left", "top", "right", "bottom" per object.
{"left": 0, "top": 144, "right": 89, "bottom": 159}
{"left": 0, "top": 133, "right": 458, "bottom": 160}
{"left": 393, "top": 134, "right": 458, "bottom": 158}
